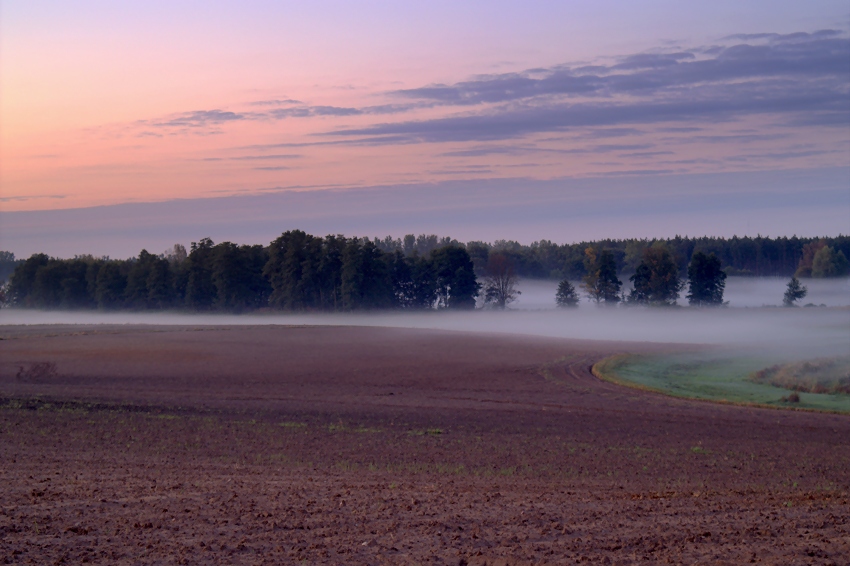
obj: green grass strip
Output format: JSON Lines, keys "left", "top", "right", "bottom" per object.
{"left": 592, "top": 353, "right": 850, "bottom": 414}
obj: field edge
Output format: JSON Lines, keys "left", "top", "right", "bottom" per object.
{"left": 590, "top": 354, "right": 850, "bottom": 415}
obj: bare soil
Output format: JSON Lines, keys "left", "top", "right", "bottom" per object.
{"left": 1, "top": 324, "right": 848, "bottom": 565}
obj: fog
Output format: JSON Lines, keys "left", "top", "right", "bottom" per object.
{"left": 511, "top": 277, "right": 850, "bottom": 310}
{"left": 2, "top": 277, "right": 848, "bottom": 362}
{"left": 2, "top": 302, "right": 848, "bottom": 363}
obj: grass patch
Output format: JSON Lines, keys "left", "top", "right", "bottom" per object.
{"left": 594, "top": 353, "right": 850, "bottom": 414}
{"left": 748, "top": 356, "right": 850, "bottom": 394}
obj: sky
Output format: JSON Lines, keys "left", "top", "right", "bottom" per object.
{"left": 1, "top": 1, "right": 849, "bottom": 258}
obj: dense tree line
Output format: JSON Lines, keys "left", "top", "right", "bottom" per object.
{"left": 416, "top": 234, "right": 848, "bottom": 280}
{"left": 2, "top": 232, "right": 847, "bottom": 311}
{"left": 4, "top": 231, "right": 479, "bottom": 312}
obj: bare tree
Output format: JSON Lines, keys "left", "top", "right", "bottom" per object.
{"left": 482, "top": 253, "right": 520, "bottom": 309}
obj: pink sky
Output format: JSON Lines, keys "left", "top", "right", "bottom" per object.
{"left": 0, "top": 1, "right": 848, "bottom": 256}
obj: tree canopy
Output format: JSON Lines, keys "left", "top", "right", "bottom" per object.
{"left": 628, "top": 247, "right": 682, "bottom": 306}
{"left": 582, "top": 248, "right": 622, "bottom": 305}
{"left": 482, "top": 253, "right": 520, "bottom": 309}
{"left": 5, "top": 232, "right": 481, "bottom": 312}
{"left": 783, "top": 277, "right": 808, "bottom": 307}
{"left": 555, "top": 279, "right": 579, "bottom": 308}
{"left": 686, "top": 252, "right": 727, "bottom": 306}
{"left": 811, "top": 246, "right": 849, "bottom": 278}
{"left": 4, "top": 232, "right": 849, "bottom": 312}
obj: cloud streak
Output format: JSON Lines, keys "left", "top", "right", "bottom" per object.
{"left": 308, "top": 30, "right": 849, "bottom": 144}
{"left": 391, "top": 31, "right": 848, "bottom": 105}
{"left": 321, "top": 90, "right": 846, "bottom": 144}
{"left": 130, "top": 30, "right": 848, "bottom": 150}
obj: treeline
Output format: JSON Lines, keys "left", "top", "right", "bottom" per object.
{"left": 2, "top": 232, "right": 848, "bottom": 312}
{"left": 5, "top": 232, "right": 479, "bottom": 311}
{"left": 447, "top": 235, "right": 850, "bottom": 280}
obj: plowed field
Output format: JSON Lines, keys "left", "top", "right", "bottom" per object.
{"left": 1, "top": 324, "right": 848, "bottom": 564}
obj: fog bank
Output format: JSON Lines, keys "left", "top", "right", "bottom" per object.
{"left": 512, "top": 277, "right": 850, "bottom": 310}
{"left": 2, "top": 305, "right": 848, "bottom": 360}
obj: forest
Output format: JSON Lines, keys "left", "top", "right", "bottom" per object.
{"left": 1, "top": 233, "right": 847, "bottom": 312}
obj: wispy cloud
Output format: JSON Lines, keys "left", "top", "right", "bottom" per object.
{"left": 248, "top": 98, "right": 302, "bottom": 106}
{"left": 320, "top": 90, "right": 844, "bottom": 144}
{"left": 116, "top": 27, "right": 848, "bottom": 185}
{"left": 0, "top": 194, "right": 66, "bottom": 202}
{"left": 390, "top": 31, "right": 848, "bottom": 106}
{"left": 230, "top": 154, "right": 302, "bottom": 160}
{"left": 152, "top": 109, "right": 249, "bottom": 128}
{"left": 309, "top": 30, "right": 849, "bottom": 145}
{"left": 132, "top": 30, "right": 848, "bottom": 148}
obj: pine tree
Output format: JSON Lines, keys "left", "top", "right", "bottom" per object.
{"left": 782, "top": 277, "right": 807, "bottom": 307}
{"left": 555, "top": 279, "right": 579, "bottom": 307}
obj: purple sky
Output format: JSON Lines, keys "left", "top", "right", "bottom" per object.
{"left": 1, "top": 1, "right": 848, "bottom": 257}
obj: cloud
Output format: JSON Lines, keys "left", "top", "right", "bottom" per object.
{"left": 130, "top": 28, "right": 848, "bottom": 163}
{"left": 249, "top": 98, "right": 302, "bottom": 106}
{"left": 299, "top": 30, "right": 846, "bottom": 145}
{"left": 685, "top": 133, "right": 790, "bottom": 144}
{"left": 390, "top": 31, "right": 848, "bottom": 106}
{"left": 611, "top": 51, "right": 696, "bottom": 70}
{"left": 727, "top": 148, "right": 840, "bottom": 161}
{"left": 269, "top": 106, "right": 362, "bottom": 118}
{"left": 438, "top": 144, "right": 580, "bottom": 157}
{"left": 154, "top": 109, "right": 248, "bottom": 128}
{"left": 595, "top": 169, "right": 676, "bottom": 176}
{"left": 580, "top": 128, "right": 646, "bottom": 138}
{"left": 0, "top": 194, "right": 66, "bottom": 202}
{"left": 230, "top": 154, "right": 302, "bottom": 160}
{"left": 266, "top": 103, "right": 419, "bottom": 119}
{"left": 621, "top": 151, "right": 676, "bottom": 158}
{"left": 723, "top": 30, "right": 843, "bottom": 42}
{"left": 8, "top": 167, "right": 847, "bottom": 259}
{"left": 321, "top": 87, "right": 846, "bottom": 144}
{"left": 438, "top": 146, "right": 530, "bottom": 157}
{"left": 429, "top": 168, "right": 493, "bottom": 175}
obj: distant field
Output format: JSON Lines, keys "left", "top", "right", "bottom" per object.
{"left": 595, "top": 353, "right": 850, "bottom": 413}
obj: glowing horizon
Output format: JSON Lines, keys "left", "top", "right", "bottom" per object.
{"left": 1, "top": 1, "right": 848, "bottom": 259}
{"left": 1, "top": 2, "right": 847, "bottom": 210}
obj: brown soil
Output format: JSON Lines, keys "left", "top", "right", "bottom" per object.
{"left": 0, "top": 324, "right": 848, "bottom": 565}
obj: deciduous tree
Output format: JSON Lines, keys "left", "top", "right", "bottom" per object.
{"left": 582, "top": 248, "right": 621, "bottom": 305}
{"left": 811, "top": 246, "right": 849, "bottom": 278}
{"left": 628, "top": 247, "right": 682, "bottom": 306}
{"left": 482, "top": 252, "right": 520, "bottom": 309}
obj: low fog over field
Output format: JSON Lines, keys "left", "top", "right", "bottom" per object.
{"left": 2, "top": 307, "right": 848, "bottom": 364}
{"left": 3, "top": 277, "right": 848, "bottom": 362}
{"left": 513, "top": 277, "right": 850, "bottom": 310}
